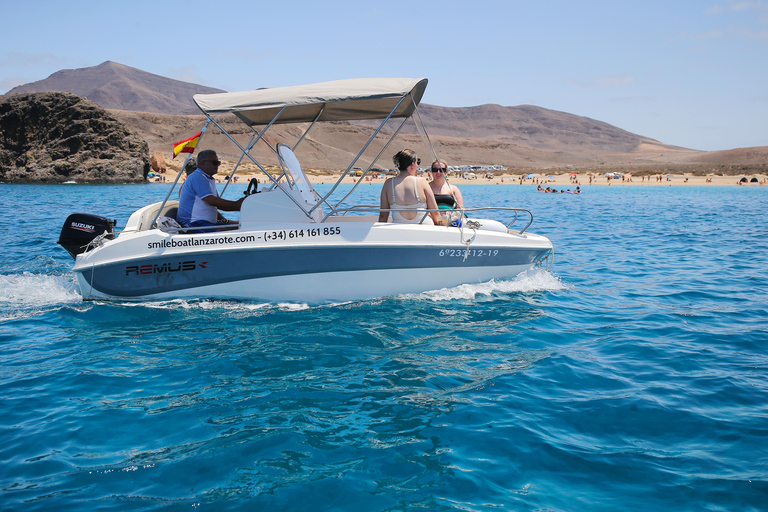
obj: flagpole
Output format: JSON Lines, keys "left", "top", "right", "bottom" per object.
{"left": 150, "top": 119, "right": 211, "bottom": 229}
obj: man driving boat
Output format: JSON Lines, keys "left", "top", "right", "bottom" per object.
{"left": 177, "top": 149, "right": 243, "bottom": 232}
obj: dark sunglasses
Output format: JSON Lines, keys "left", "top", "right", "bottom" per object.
{"left": 432, "top": 167, "right": 446, "bottom": 172}
{"left": 202, "top": 160, "right": 221, "bottom": 166}
{"left": 412, "top": 158, "right": 421, "bottom": 166}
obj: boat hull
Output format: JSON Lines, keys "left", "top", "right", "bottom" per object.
{"left": 73, "top": 221, "right": 553, "bottom": 302}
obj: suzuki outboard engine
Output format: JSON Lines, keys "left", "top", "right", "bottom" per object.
{"left": 58, "top": 213, "right": 116, "bottom": 260}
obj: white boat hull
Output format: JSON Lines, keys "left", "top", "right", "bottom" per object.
{"left": 76, "top": 264, "right": 540, "bottom": 302}
{"left": 73, "top": 220, "right": 553, "bottom": 302}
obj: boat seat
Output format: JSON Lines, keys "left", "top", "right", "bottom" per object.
{"left": 123, "top": 200, "right": 181, "bottom": 233}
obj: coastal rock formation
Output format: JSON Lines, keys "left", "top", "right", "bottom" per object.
{"left": 150, "top": 152, "right": 166, "bottom": 172}
{"left": 0, "top": 92, "right": 149, "bottom": 183}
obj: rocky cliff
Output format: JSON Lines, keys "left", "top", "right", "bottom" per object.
{"left": 0, "top": 92, "right": 149, "bottom": 183}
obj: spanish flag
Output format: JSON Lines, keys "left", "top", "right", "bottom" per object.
{"left": 173, "top": 131, "right": 202, "bottom": 158}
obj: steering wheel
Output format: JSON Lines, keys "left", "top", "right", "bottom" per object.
{"left": 245, "top": 178, "right": 259, "bottom": 196}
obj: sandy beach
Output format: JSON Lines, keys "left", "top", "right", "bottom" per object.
{"left": 154, "top": 165, "right": 767, "bottom": 188}
{"left": 298, "top": 172, "right": 767, "bottom": 188}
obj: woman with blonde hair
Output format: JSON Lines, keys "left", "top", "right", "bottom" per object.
{"left": 378, "top": 149, "right": 439, "bottom": 224}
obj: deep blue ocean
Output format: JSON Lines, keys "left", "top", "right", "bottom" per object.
{"left": 1, "top": 182, "right": 766, "bottom": 511}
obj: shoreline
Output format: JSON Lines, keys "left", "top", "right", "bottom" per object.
{"left": 154, "top": 169, "right": 768, "bottom": 188}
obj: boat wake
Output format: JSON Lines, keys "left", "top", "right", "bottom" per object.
{"left": 402, "top": 268, "right": 567, "bottom": 302}
{"left": 0, "top": 272, "right": 82, "bottom": 321}
{"left": 119, "top": 298, "right": 314, "bottom": 313}
{"left": 142, "top": 269, "right": 567, "bottom": 311}
{"left": 0, "top": 268, "right": 566, "bottom": 319}
{"left": 125, "top": 269, "right": 567, "bottom": 311}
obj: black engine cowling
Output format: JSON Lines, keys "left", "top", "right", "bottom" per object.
{"left": 58, "top": 213, "right": 116, "bottom": 260}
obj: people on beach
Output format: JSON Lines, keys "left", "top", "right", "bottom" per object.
{"left": 177, "top": 149, "right": 243, "bottom": 232}
{"left": 378, "top": 150, "right": 439, "bottom": 225}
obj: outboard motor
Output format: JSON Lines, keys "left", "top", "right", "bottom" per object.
{"left": 58, "top": 213, "right": 116, "bottom": 260}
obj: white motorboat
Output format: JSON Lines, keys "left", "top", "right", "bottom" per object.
{"left": 58, "top": 78, "right": 553, "bottom": 302}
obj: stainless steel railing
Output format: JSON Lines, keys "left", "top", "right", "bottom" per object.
{"left": 323, "top": 205, "right": 535, "bottom": 233}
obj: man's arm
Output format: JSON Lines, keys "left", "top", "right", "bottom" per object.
{"left": 203, "top": 195, "right": 244, "bottom": 211}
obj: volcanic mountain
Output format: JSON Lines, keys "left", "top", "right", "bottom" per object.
{"left": 7, "top": 61, "right": 224, "bottom": 115}
{"left": 6, "top": 61, "right": 767, "bottom": 170}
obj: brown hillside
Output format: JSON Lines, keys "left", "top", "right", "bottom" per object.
{"left": 395, "top": 103, "right": 661, "bottom": 153}
{"left": 7, "top": 61, "right": 224, "bottom": 115}
{"left": 678, "top": 146, "right": 768, "bottom": 165}
{"left": 111, "top": 109, "right": 697, "bottom": 171}
{"left": 4, "top": 62, "right": 767, "bottom": 173}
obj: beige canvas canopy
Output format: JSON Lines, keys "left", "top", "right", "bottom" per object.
{"left": 193, "top": 77, "right": 428, "bottom": 126}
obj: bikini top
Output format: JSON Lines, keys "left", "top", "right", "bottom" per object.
{"left": 433, "top": 193, "right": 456, "bottom": 208}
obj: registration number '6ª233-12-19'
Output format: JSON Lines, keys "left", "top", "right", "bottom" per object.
{"left": 439, "top": 248, "right": 499, "bottom": 257}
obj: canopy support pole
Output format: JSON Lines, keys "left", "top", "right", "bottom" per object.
{"left": 205, "top": 109, "right": 318, "bottom": 221}
{"left": 220, "top": 132, "right": 257, "bottom": 196}
{"left": 150, "top": 119, "right": 211, "bottom": 229}
{"left": 293, "top": 105, "right": 326, "bottom": 151}
{"left": 311, "top": 92, "right": 412, "bottom": 215}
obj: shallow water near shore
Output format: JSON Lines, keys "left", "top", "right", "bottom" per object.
{"left": 1, "top": 183, "right": 767, "bottom": 511}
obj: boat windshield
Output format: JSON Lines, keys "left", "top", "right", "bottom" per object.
{"left": 278, "top": 143, "right": 316, "bottom": 206}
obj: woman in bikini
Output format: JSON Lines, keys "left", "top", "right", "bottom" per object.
{"left": 428, "top": 159, "right": 464, "bottom": 225}
{"left": 378, "top": 149, "right": 439, "bottom": 225}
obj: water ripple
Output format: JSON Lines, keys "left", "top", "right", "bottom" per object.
{"left": 2, "top": 184, "right": 768, "bottom": 510}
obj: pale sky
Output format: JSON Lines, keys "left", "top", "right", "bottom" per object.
{"left": 2, "top": 0, "right": 767, "bottom": 151}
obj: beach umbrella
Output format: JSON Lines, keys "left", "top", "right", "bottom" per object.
{"left": 526, "top": 174, "right": 535, "bottom": 179}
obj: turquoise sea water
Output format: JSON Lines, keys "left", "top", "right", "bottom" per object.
{"left": 1, "top": 182, "right": 767, "bottom": 511}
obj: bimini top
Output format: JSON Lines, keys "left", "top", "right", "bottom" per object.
{"left": 193, "top": 77, "right": 428, "bottom": 126}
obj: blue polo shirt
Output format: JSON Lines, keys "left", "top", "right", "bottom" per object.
{"left": 177, "top": 169, "right": 218, "bottom": 225}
